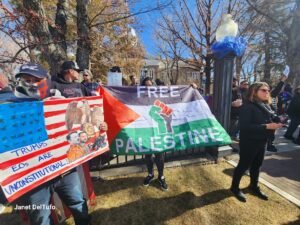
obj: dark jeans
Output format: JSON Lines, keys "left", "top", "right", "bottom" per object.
{"left": 19, "top": 170, "right": 90, "bottom": 225}
{"left": 0, "top": 188, "right": 7, "bottom": 204}
{"left": 145, "top": 153, "right": 165, "bottom": 178}
{"left": 231, "top": 140, "right": 266, "bottom": 190}
{"left": 285, "top": 117, "right": 300, "bottom": 139}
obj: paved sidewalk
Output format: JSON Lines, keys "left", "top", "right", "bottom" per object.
{"left": 227, "top": 126, "right": 300, "bottom": 207}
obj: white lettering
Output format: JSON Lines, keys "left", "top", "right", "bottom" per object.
{"left": 137, "top": 86, "right": 180, "bottom": 98}
{"left": 148, "top": 87, "right": 158, "bottom": 98}
{"left": 150, "top": 136, "right": 162, "bottom": 151}
{"left": 170, "top": 86, "right": 180, "bottom": 97}
{"left": 187, "top": 131, "right": 195, "bottom": 145}
{"left": 164, "top": 135, "right": 175, "bottom": 149}
{"left": 208, "top": 128, "right": 223, "bottom": 142}
{"left": 137, "top": 86, "right": 146, "bottom": 98}
{"left": 115, "top": 139, "right": 124, "bottom": 153}
{"left": 138, "top": 138, "right": 149, "bottom": 152}
{"left": 199, "top": 129, "right": 209, "bottom": 143}
{"left": 175, "top": 132, "right": 186, "bottom": 147}
{"left": 193, "top": 130, "right": 200, "bottom": 144}
{"left": 126, "top": 138, "right": 138, "bottom": 153}
{"left": 159, "top": 87, "right": 168, "bottom": 98}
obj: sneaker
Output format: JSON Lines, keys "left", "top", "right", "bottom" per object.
{"left": 293, "top": 139, "right": 300, "bottom": 145}
{"left": 143, "top": 174, "right": 154, "bottom": 186}
{"left": 230, "top": 188, "right": 247, "bottom": 202}
{"left": 267, "top": 145, "right": 277, "bottom": 152}
{"left": 158, "top": 176, "right": 168, "bottom": 191}
{"left": 0, "top": 204, "right": 5, "bottom": 214}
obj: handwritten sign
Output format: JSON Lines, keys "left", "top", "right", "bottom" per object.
{"left": 0, "top": 96, "right": 109, "bottom": 202}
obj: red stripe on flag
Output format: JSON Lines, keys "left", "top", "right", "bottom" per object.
{"left": 6, "top": 147, "right": 109, "bottom": 202}
{"left": 1, "top": 155, "right": 67, "bottom": 185}
{"left": 48, "top": 127, "right": 81, "bottom": 139}
{"left": 43, "top": 96, "right": 101, "bottom": 106}
{"left": 44, "top": 104, "right": 102, "bottom": 118}
{"left": 46, "top": 122, "right": 66, "bottom": 130}
{"left": 0, "top": 142, "right": 69, "bottom": 169}
{"left": 44, "top": 110, "right": 66, "bottom": 118}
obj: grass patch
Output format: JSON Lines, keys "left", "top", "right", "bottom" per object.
{"left": 1, "top": 162, "right": 299, "bottom": 225}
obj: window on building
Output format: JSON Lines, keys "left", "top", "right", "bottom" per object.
{"left": 149, "top": 69, "right": 154, "bottom": 79}
{"left": 191, "top": 71, "right": 200, "bottom": 80}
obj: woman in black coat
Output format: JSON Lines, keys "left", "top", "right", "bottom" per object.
{"left": 230, "top": 82, "right": 283, "bottom": 202}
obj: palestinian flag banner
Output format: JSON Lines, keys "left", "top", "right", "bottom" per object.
{"left": 0, "top": 96, "right": 109, "bottom": 202}
{"left": 102, "top": 85, "right": 231, "bottom": 155}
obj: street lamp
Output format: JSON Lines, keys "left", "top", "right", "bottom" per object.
{"left": 211, "top": 14, "right": 246, "bottom": 132}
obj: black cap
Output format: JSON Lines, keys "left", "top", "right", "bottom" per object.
{"left": 61, "top": 61, "right": 83, "bottom": 72}
{"left": 110, "top": 66, "right": 121, "bottom": 73}
{"left": 141, "top": 76, "right": 152, "bottom": 86}
{"left": 15, "top": 63, "right": 48, "bottom": 79}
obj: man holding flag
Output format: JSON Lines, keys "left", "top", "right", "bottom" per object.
{"left": 5, "top": 62, "right": 91, "bottom": 225}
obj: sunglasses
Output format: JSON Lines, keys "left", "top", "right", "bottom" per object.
{"left": 83, "top": 74, "right": 89, "bottom": 77}
{"left": 258, "top": 88, "right": 270, "bottom": 93}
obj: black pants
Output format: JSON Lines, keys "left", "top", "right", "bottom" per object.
{"left": 145, "top": 153, "right": 164, "bottom": 178}
{"left": 267, "top": 132, "right": 275, "bottom": 147}
{"left": 229, "top": 118, "right": 239, "bottom": 138}
{"left": 231, "top": 140, "right": 266, "bottom": 190}
{"left": 285, "top": 117, "right": 300, "bottom": 139}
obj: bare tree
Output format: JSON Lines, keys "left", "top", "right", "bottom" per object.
{"left": 155, "top": 22, "right": 185, "bottom": 84}
{"left": 0, "top": 0, "right": 171, "bottom": 76}
{"left": 245, "top": 0, "right": 298, "bottom": 85}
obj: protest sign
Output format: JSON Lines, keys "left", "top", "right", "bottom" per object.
{"left": 0, "top": 96, "right": 109, "bottom": 202}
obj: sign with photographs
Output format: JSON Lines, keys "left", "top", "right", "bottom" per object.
{"left": 0, "top": 96, "right": 109, "bottom": 202}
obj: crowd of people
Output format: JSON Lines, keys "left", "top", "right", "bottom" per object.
{"left": 229, "top": 70, "right": 300, "bottom": 202}
{"left": 0, "top": 61, "right": 172, "bottom": 224}
{"left": 230, "top": 73, "right": 300, "bottom": 150}
{"left": 1, "top": 61, "right": 300, "bottom": 222}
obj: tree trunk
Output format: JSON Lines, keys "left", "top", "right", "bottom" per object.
{"left": 174, "top": 59, "right": 179, "bottom": 85}
{"left": 49, "top": 0, "right": 68, "bottom": 52}
{"left": 23, "top": 0, "right": 66, "bottom": 76}
{"left": 264, "top": 32, "right": 271, "bottom": 83}
{"left": 287, "top": 0, "right": 300, "bottom": 87}
{"left": 76, "top": 0, "right": 91, "bottom": 70}
{"left": 235, "top": 56, "right": 242, "bottom": 82}
{"left": 205, "top": 56, "right": 212, "bottom": 94}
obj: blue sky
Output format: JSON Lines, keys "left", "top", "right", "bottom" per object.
{"left": 129, "top": 1, "right": 171, "bottom": 57}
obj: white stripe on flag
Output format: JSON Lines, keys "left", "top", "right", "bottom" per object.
{"left": 125, "top": 99, "right": 215, "bottom": 129}
{"left": 0, "top": 145, "right": 69, "bottom": 183}
{"left": 44, "top": 99, "right": 103, "bottom": 112}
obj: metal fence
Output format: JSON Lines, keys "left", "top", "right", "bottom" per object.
{"left": 95, "top": 147, "right": 219, "bottom": 171}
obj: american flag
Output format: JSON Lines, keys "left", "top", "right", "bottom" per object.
{"left": 0, "top": 96, "right": 109, "bottom": 202}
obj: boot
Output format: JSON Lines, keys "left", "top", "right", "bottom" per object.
{"left": 267, "top": 140, "right": 277, "bottom": 152}
{"left": 230, "top": 187, "right": 247, "bottom": 202}
{"left": 248, "top": 185, "right": 268, "bottom": 200}
{"left": 230, "top": 172, "right": 246, "bottom": 202}
{"left": 293, "top": 138, "right": 300, "bottom": 145}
